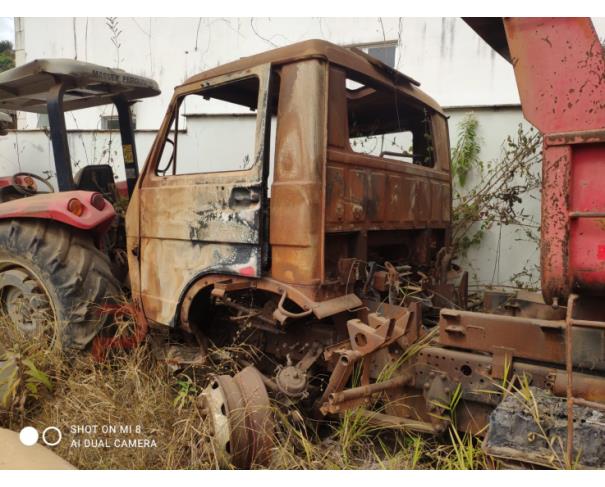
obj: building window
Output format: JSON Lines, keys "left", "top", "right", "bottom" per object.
{"left": 101, "top": 115, "right": 136, "bottom": 130}
{"left": 351, "top": 41, "right": 397, "bottom": 68}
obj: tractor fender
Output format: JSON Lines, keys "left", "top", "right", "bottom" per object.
{"left": 0, "top": 190, "right": 115, "bottom": 234}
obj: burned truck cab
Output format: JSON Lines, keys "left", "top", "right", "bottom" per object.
{"left": 129, "top": 39, "right": 454, "bottom": 329}
{"left": 127, "top": 40, "right": 463, "bottom": 467}
{"left": 274, "top": 48, "right": 452, "bottom": 300}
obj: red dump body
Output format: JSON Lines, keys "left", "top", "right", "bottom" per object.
{"left": 505, "top": 19, "right": 605, "bottom": 303}
{"left": 470, "top": 18, "right": 605, "bottom": 303}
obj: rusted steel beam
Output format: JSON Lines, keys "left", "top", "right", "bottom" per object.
{"left": 565, "top": 294, "right": 577, "bottom": 468}
{"left": 318, "top": 350, "right": 362, "bottom": 412}
{"left": 571, "top": 397, "right": 605, "bottom": 412}
{"left": 438, "top": 307, "right": 605, "bottom": 372}
{"left": 568, "top": 318, "right": 605, "bottom": 330}
{"left": 568, "top": 212, "right": 605, "bottom": 219}
{"left": 419, "top": 345, "right": 605, "bottom": 405}
{"left": 328, "top": 372, "right": 413, "bottom": 405}
{"left": 438, "top": 309, "right": 567, "bottom": 364}
{"left": 551, "top": 371, "right": 605, "bottom": 403}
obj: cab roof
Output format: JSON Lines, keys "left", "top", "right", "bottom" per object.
{"left": 0, "top": 59, "right": 160, "bottom": 113}
{"left": 182, "top": 39, "right": 444, "bottom": 115}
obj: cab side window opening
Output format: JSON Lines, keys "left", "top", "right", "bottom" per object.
{"left": 155, "top": 76, "right": 260, "bottom": 176}
{"left": 346, "top": 78, "right": 435, "bottom": 167}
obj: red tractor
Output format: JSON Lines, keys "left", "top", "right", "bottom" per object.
{"left": 0, "top": 59, "right": 159, "bottom": 348}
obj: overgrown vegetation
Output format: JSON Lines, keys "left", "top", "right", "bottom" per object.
{"left": 451, "top": 114, "right": 481, "bottom": 187}
{"left": 0, "top": 40, "right": 15, "bottom": 73}
{"left": 0, "top": 312, "right": 499, "bottom": 470}
{"left": 450, "top": 114, "right": 542, "bottom": 288}
{"left": 105, "top": 17, "right": 122, "bottom": 68}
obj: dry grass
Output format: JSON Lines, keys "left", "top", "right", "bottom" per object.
{"left": 0, "top": 315, "right": 499, "bottom": 470}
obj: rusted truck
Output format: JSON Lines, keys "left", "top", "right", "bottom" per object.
{"left": 1, "top": 18, "right": 604, "bottom": 469}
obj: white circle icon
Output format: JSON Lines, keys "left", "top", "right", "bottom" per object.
{"left": 19, "top": 426, "right": 39, "bottom": 446}
{"left": 42, "top": 426, "right": 62, "bottom": 446}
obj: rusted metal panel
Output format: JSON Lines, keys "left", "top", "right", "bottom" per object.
{"left": 368, "top": 172, "right": 387, "bottom": 221}
{"left": 131, "top": 65, "right": 272, "bottom": 325}
{"left": 141, "top": 183, "right": 261, "bottom": 245}
{"left": 139, "top": 240, "right": 260, "bottom": 324}
{"left": 541, "top": 144, "right": 572, "bottom": 303}
{"left": 323, "top": 62, "right": 451, "bottom": 254}
{"left": 325, "top": 152, "right": 450, "bottom": 232}
{"left": 182, "top": 40, "right": 444, "bottom": 117}
{"left": 269, "top": 60, "right": 327, "bottom": 286}
{"left": 438, "top": 308, "right": 605, "bottom": 372}
{"left": 504, "top": 17, "right": 605, "bottom": 134}
{"left": 325, "top": 166, "right": 345, "bottom": 224}
{"left": 311, "top": 293, "right": 362, "bottom": 319}
{"left": 386, "top": 174, "right": 404, "bottom": 222}
{"left": 541, "top": 140, "right": 605, "bottom": 303}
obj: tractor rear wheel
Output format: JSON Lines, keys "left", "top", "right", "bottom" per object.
{"left": 0, "top": 219, "right": 121, "bottom": 350}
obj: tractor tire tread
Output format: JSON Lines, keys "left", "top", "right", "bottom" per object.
{"left": 0, "top": 219, "right": 121, "bottom": 349}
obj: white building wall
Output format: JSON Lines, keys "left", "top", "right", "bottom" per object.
{"left": 447, "top": 107, "right": 539, "bottom": 288}
{"left": 5, "top": 17, "right": 604, "bottom": 288}
{"left": 14, "top": 17, "right": 532, "bottom": 130}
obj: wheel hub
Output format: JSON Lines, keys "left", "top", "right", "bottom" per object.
{"left": 276, "top": 365, "right": 308, "bottom": 399}
{"left": 199, "top": 365, "right": 274, "bottom": 468}
{"left": 0, "top": 268, "right": 52, "bottom": 335}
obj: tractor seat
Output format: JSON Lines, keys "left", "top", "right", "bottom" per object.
{"left": 74, "top": 164, "right": 118, "bottom": 203}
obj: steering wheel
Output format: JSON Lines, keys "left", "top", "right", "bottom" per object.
{"left": 11, "top": 172, "right": 55, "bottom": 195}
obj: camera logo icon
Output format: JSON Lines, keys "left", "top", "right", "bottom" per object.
{"left": 19, "top": 426, "right": 62, "bottom": 446}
